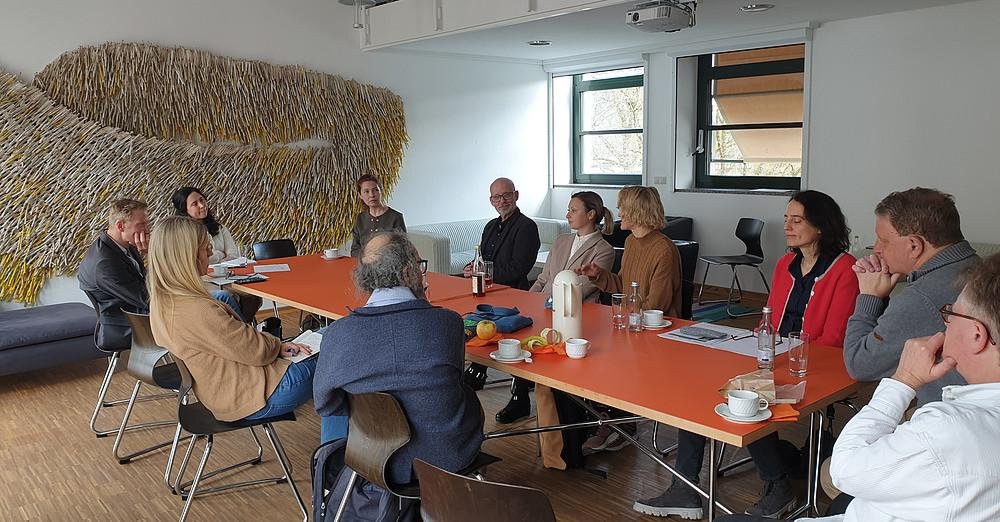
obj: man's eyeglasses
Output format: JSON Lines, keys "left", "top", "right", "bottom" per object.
{"left": 939, "top": 304, "right": 998, "bottom": 345}
{"left": 418, "top": 259, "right": 428, "bottom": 275}
{"left": 489, "top": 192, "right": 515, "bottom": 203}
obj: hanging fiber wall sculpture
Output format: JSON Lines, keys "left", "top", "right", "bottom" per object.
{"left": 0, "top": 43, "right": 406, "bottom": 304}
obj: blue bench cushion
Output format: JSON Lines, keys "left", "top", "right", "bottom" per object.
{"left": 0, "top": 303, "right": 96, "bottom": 352}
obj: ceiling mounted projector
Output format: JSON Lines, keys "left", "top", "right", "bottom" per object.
{"left": 626, "top": 1, "right": 697, "bottom": 33}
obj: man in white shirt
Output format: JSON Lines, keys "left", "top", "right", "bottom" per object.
{"left": 721, "top": 252, "right": 1000, "bottom": 522}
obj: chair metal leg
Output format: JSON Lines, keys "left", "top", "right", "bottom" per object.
{"left": 174, "top": 427, "right": 265, "bottom": 494}
{"left": 90, "top": 353, "right": 121, "bottom": 437}
{"left": 696, "top": 262, "right": 712, "bottom": 305}
{"left": 111, "top": 380, "right": 177, "bottom": 464}
{"left": 178, "top": 435, "right": 212, "bottom": 522}
{"left": 650, "top": 422, "right": 678, "bottom": 455}
{"left": 164, "top": 422, "right": 185, "bottom": 490}
{"left": 333, "top": 470, "right": 358, "bottom": 522}
{"left": 726, "top": 267, "right": 766, "bottom": 318}
{"left": 262, "top": 423, "right": 308, "bottom": 522}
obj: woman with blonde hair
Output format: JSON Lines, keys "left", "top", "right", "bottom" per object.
{"left": 574, "top": 185, "right": 682, "bottom": 454}
{"left": 148, "top": 216, "right": 315, "bottom": 422}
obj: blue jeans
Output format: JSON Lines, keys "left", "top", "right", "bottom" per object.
{"left": 244, "top": 357, "right": 317, "bottom": 421}
{"left": 212, "top": 289, "right": 247, "bottom": 322}
{"left": 321, "top": 415, "right": 349, "bottom": 443}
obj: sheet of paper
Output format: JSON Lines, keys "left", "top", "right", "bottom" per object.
{"left": 202, "top": 275, "right": 231, "bottom": 287}
{"left": 254, "top": 264, "right": 290, "bottom": 273}
{"left": 220, "top": 256, "right": 255, "bottom": 267}
{"left": 659, "top": 322, "right": 796, "bottom": 357}
{"left": 282, "top": 329, "right": 322, "bottom": 363}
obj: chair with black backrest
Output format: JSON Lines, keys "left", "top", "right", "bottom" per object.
{"left": 111, "top": 312, "right": 181, "bottom": 465}
{"left": 83, "top": 290, "right": 175, "bottom": 438}
{"left": 600, "top": 240, "right": 699, "bottom": 319}
{"left": 413, "top": 459, "right": 556, "bottom": 522}
{"left": 333, "top": 392, "right": 500, "bottom": 522}
{"left": 696, "top": 217, "right": 770, "bottom": 318}
{"left": 169, "top": 357, "right": 307, "bottom": 522}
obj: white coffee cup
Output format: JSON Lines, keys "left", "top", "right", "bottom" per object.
{"left": 643, "top": 309, "right": 664, "bottom": 326}
{"left": 498, "top": 339, "right": 521, "bottom": 359}
{"left": 210, "top": 264, "right": 228, "bottom": 277}
{"left": 727, "top": 390, "right": 769, "bottom": 417}
{"left": 565, "top": 338, "right": 589, "bottom": 359}
{"left": 323, "top": 248, "right": 337, "bottom": 258}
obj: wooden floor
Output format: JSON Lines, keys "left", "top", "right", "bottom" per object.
{"left": 0, "top": 287, "right": 838, "bottom": 521}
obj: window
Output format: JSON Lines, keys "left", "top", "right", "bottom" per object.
{"left": 694, "top": 44, "right": 805, "bottom": 190}
{"left": 559, "top": 67, "right": 644, "bottom": 185}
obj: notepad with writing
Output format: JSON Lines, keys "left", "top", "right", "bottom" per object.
{"left": 282, "top": 329, "right": 322, "bottom": 363}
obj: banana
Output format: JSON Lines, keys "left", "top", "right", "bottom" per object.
{"left": 540, "top": 328, "right": 562, "bottom": 344}
{"left": 520, "top": 335, "right": 547, "bottom": 350}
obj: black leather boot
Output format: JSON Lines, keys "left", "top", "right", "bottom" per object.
{"left": 495, "top": 378, "right": 531, "bottom": 423}
{"left": 463, "top": 363, "right": 487, "bottom": 391}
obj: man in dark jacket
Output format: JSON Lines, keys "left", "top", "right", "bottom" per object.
{"left": 78, "top": 199, "right": 151, "bottom": 352}
{"left": 463, "top": 177, "right": 541, "bottom": 423}
{"left": 314, "top": 232, "right": 484, "bottom": 485}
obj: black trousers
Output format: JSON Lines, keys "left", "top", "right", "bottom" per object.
{"left": 714, "top": 493, "right": 853, "bottom": 521}
{"left": 674, "top": 429, "right": 789, "bottom": 482}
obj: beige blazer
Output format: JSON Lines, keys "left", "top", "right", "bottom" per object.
{"left": 151, "top": 294, "right": 289, "bottom": 422}
{"left": 530, "top": 232, "right": 615, "bottom": 302}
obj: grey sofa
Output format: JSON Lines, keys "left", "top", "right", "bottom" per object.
{"left": 408, "top": 217, "right": 571, "bottom": 276}
{"left": 0, "top": 303, "right": 101, "bottom": 376}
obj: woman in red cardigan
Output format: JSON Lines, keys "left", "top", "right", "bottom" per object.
{"left": 634, "top": 190, "right": 859, "bottom": 520}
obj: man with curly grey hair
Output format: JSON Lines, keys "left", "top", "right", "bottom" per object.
{"left": 313, "top": 231, "right": 484, "bottom": 485}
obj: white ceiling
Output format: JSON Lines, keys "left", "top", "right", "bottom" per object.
{"left": 356, "top": 0, "right": 977, "bottom": 62}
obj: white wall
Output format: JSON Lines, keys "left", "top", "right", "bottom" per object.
{"left": 553, "top": 0, "right": 1000, "bottom": 292}
{"left": 0, "top": 0, "right": 548, "bottom": 308}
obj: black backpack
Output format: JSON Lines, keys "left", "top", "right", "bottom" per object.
{"left": 310, "top": 439, "right": 422, "bottom": 522}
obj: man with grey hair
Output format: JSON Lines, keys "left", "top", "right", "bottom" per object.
{"left": 313, "top": 232, "right": 484, "bottom": 485}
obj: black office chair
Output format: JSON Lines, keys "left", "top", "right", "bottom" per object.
{"left": 696, "top": 217, "right": 770, "bottom": 318}
{"left": 251, "top": 239, "right": 297, "bottom": 322}
{"left": 170, "top": 357, "right": 307, "bottom": 522}
{"left": 252, "top": 239, "right": 297, "bottom": 260}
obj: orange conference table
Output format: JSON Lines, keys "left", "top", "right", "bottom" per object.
{"left": 233, "top": 255, "right": 860, "bottom": 520}
{"left": 228, "top": 254, "right": 491, "bottom": 319}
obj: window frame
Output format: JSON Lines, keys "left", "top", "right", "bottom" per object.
{"left": 693, "top": 50, "right": 805, "bottom": 190}
{"left": 572, "top": 69, "right": 644, "bottom": 186}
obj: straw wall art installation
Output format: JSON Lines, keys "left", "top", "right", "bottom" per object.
{"left": 0, "top": 42, "right": 407, "bottom": 303}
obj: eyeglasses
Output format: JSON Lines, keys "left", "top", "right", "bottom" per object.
{"left": 939, "top": 304, "right": 998, "bottom": 345}
{"left": 489, "top": 192, "right": 515, "bottom": 203}
{"left": 418, "top": 259, "right": 428, "bottom": 275}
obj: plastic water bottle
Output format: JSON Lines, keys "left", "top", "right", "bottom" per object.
{"left": 757, "top": 306, "right": 775, "bottom": 370}
{"left": 627, "top": 281, "right": 643, "bottom": 333}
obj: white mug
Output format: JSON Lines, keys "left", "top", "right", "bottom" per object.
{"left": 210, "top": 265, "right": 228, "bottom": 277}
{"left": 643, "top": 309, "right": 664, "bottom": 326}
{"left": 565, "top": 338, "right": 589, "bottom": 359}
{"left": 498, "top": 339, "right": 521, "bottom": 359}
{"left": 727, "top": 390, "right": 769, "bottom": 417}
{"left": 323, "top": 248, "right": 337, "bottom": 258}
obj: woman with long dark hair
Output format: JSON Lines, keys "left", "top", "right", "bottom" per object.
{"left": 634, "top": 190, "right": 860, "bottom": 520}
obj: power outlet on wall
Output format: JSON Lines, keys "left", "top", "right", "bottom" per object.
{"left": 652, "top": 176, "right": 667, "bottom": 185}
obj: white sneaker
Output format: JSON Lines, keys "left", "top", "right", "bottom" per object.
{"left": 582, "top": 425, "right": 620, "bottom": 454}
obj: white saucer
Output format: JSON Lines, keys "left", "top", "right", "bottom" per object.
{"left": 714, "top": 403, "right": 772, "bottom": 424}
{"left": 489, "top": 349, "right": 531, "bottom": 363}
{"left": 643, "top": 320, "right": 673, "bottom": 330}
{"left": 320, "top": 254, "right": 338, "bottom": 260}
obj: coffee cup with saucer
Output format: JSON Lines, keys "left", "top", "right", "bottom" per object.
{"left": 321, "top": 248, "right": 338, "bottom": 260}
{"left": 715, "top": 390, "right": 772, "bottom": 423}
{"left": 641, "top": 309, "right": 671, "bottom": 330}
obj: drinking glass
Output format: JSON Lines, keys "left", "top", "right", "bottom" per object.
{"left": 788, "top": 331, "right": 810, "bottom": 377}
{"left": 611, "top": 293, "right": 627, "bottom": 330}
{"left": 483, "top": 261, "right": 494, "bottom": 289}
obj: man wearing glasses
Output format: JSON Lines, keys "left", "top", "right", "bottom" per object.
{"left": 462, "top": 178, "right": 540, "bottom": 422}
{"left": 725, "top": 254, "right": 1000, "bottom": 522}
{"left": 844, "top": 187, "right": 979, "bottom": 405}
